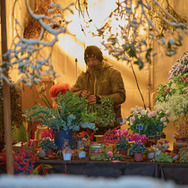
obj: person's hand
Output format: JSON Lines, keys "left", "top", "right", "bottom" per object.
{"left": 87, "top": 95, "right": 97, "bottom": 104}
{"left": 80, "top": 90, "right": 90, "bottom": 98}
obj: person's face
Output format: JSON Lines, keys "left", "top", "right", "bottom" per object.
{"left": 86, "top": 58, "right": 100, "bottom": 67}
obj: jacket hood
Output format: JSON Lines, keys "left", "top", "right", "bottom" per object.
{"left": 87, "top": 60, "right": 113, "bottom": 73}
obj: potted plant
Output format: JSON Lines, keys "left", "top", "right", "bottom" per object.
{"left": 40, "top": 130, "right": 58, "bottom": 156}
{"left": 147, "top": 147, "right": 155, "bottom": 160}
{"left": 115, "top": 129, "right": 130, "bottom": 155}
{"left": 116, "top": 139, "right": 130, "bottom": 156}
{"left": 129, "top": 134, "right": 147, "bottom": 162}
{"left": 125, "top": 106, "right": 170, "bottom": 140}
{"left": 62, "top": 139, "right": 74, "bottom": 161}
{"left": 154, "top": 52, "right": 188, "bottom": 141}
{"left": 25, "top": 91, "right": 97, "bottom": 149}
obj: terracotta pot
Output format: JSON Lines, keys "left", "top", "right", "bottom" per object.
{"left": 119, "top": 148, "right": 128, "bottom": 156}
{"left": 134, "top": 153, "right": 143, "bottom": 162}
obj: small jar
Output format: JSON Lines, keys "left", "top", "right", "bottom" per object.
{"left": 89, "top": 142, "right": 105, "bottom": 160}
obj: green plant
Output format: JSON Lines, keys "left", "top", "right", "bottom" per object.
{"left": 126, "top": 106, "right": 170, "bottom": 136}
{"left": 24, "top": 91, "right": 97, "bottom": 132}
{"left": 116, "top": 139, "right": 130, "bottom": 151}
{"left": 87, "top": 96, "right": 116, "bottom": 127}
{"left": 155, "top": 52, "right": 188, "bottom": 121}
{"left": 129, "top": 143, "right": 147, "bottom": 155}
{"left": 155, "top": 153, "right": 173, "bottom": 163}
{"left": 0, "top": 81, "right": 24, "bottom": 143}
{"left": 40, "top": 139, "right": 58, "bottom": 151}
{"left": 179, "top": 148, "right": 188, "bottom": 163}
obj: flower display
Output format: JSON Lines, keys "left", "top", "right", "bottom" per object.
{"left": 155, "top": 51, "right": 188, "bottom": 139}
{"left": 155, "top": 51, "right": 188, "bottom": 120}
{"left": 129, "top": 134, "right": 148, "bottom": 144}
{"left": 40, "top": 129, "right": 58, "bottom": 152}
{"left": 169, "top": 51, "right": 188, "bottom": 80}
{"left": 0, "top": 143, "right": 37, "bottom": 175}
{"left": 25, "top": 91, "right": 97, "bottom": 132}
{"left": 125, "top": 106, "right": 170, "bottom": 136}
{"left": 102, "top": 126, "right": 121, "bottom": 144}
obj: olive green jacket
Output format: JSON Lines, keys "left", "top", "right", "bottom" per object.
{"left": 71, "top": 61, "right": 126, "bottom": 119}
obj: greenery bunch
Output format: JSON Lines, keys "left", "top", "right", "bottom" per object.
{"left": 116, "top": 139, "right": 130, "bottom": 151}
{"left": 24, "top": 91, "right": 97, "bottom": 132}
{"left": 179, "top": 148, "right": 188, "bottom": 163}
{"left": 129, "top": 143, "right": 147, "bottom": 155}
{"left": 40, "top": 139, "right": 57, "bottom": 152}
{"left": 155, "top": 153, "right": 173, "bottom": 163}
{"left": 87, "top": 96, "right": 116, "bottom": 127}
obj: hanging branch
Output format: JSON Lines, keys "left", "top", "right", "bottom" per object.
{"left": 130, "top": 63, "right": 146, "bottom": 110}
{"left": 77, "top": 0, "right": 187, "bottom": 69}
{"left": 0, "top": 0, "right": 74, "bottom": 86}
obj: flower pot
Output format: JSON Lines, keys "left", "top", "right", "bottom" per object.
{"left": 78, "top": 151, "right": 86, "bottom": 158}
{"left": 119, "top": 148, "right": 128, "bottom": 156}
{"left": 55, "top": 130, "right": 75, "bottom": 149}
{"left": 155, "top": 150, "right": 161, "bottom": 157}
{"left": 134, "top": 153, "right": 143, "bottom": 162}
{"left": 63, "top": 153, "right": 72, "bottom": 161}
{"left": 147, "top": 152, "right": 155, "bottom": 160}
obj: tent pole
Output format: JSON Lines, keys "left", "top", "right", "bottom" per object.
{"left": 1, "top": 0, "right": 14, "bottom": 175}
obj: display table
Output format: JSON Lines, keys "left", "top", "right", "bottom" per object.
{"left": 35, "top": 159, "right": 188, "bottom": 185}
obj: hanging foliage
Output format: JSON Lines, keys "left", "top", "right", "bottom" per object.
{"left": 77, "top": 0, "right": 187, "bottom": 69}
{"left": 0, "top": 0, "right": 74, "bottom": 85}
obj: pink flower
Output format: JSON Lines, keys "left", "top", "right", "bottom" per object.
{"left": 133, "top": 111, "right": 137, "bottom": 116}
{"left": 182, "top": 76, "right": 188, "bottom": 82}
{"left": 148, "top": 113, "right": 153, "bottom": 118}
{"left": 160, "top": 117, "right": 166, "bottom": 122}
{"left": 130, "top": 116, "right": 135, "bottom": 123}
{"left": 166, "top": 110, "right": 171, "bottom": 116}
{"left": 152, "top": 111, "right": 157, "bottom": 116}
{"left": 141, "top": 110, "right": 146, "bottom": 116}
{"left": 107, "top": 151, "right": 113, "bottom": 158}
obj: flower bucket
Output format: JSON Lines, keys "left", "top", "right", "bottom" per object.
{"left": 55, "top": 130, "right": 75, "bottom": 149}
{"left": 63, "top": 153, "right": 72, "bottom": 161}
{"left": 134, "top": 153, "right": 143, "bottom": 162}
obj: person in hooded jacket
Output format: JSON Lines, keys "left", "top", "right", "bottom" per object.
{"left": 71, "top": 45, "right": 126, "bottom": 133}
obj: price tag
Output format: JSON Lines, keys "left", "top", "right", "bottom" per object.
{"left": 136, "top": 124, "right": 143, "bottom": 130}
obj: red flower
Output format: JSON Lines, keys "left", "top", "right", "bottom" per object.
{"left": 49, "top": 83, "right": 71, "bottom": 98}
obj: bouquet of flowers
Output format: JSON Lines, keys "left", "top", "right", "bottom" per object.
{"left": 125, "top": 106, "right": 170, "bottom": 136}
{"left": 40, "top": 129, "right": 58, "bottom": 152}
